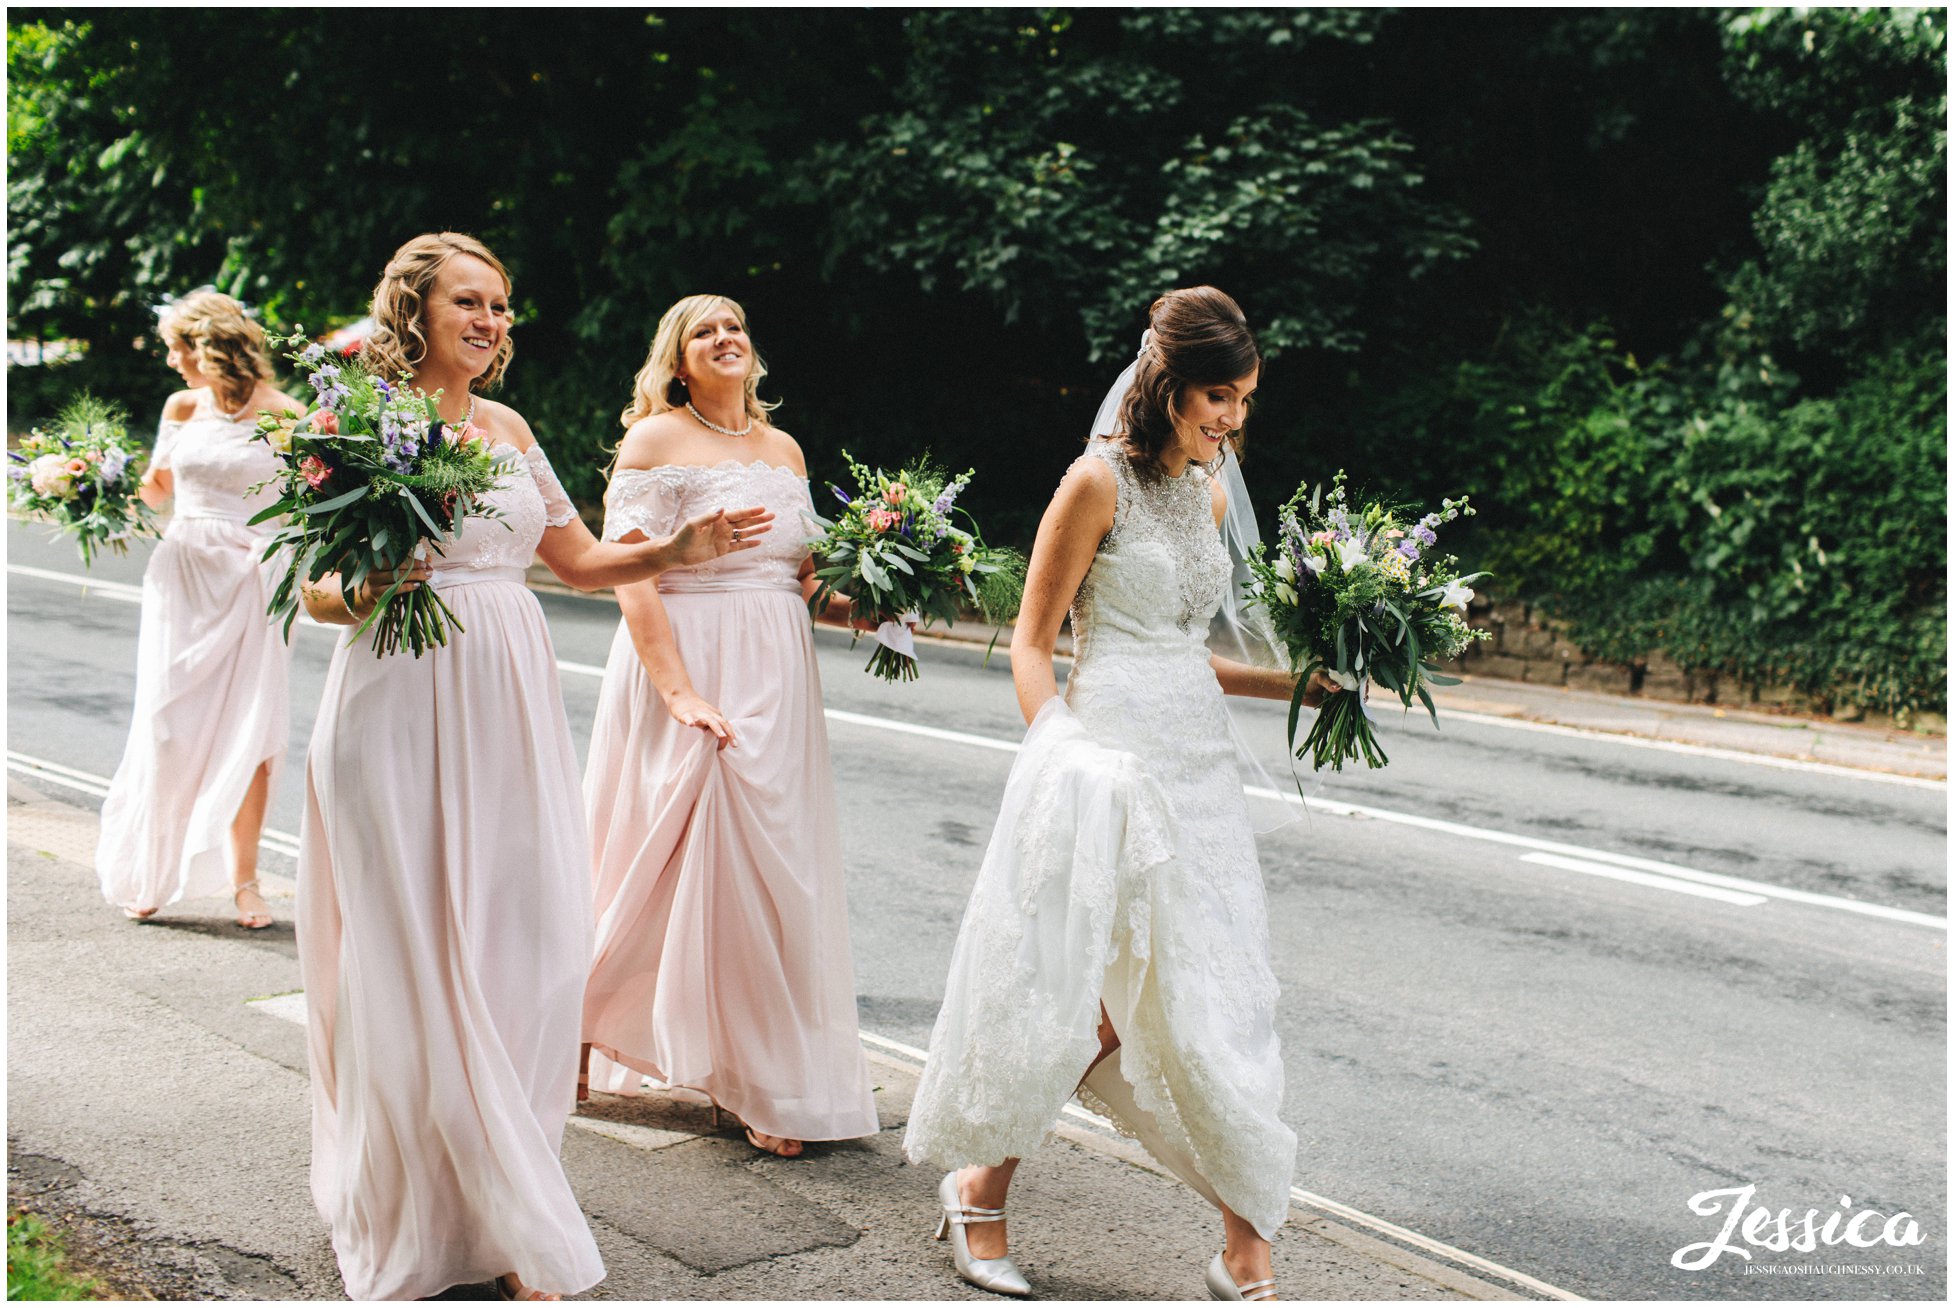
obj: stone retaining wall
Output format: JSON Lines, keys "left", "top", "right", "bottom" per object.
{"left": 1445, "top": 597, "right": 1945, "bottom": 734}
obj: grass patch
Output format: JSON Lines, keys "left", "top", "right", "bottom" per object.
{"left": 8, "top": 1209, "right": 102, "bottom": 1300}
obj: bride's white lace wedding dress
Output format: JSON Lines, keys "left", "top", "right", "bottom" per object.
{"left": 905, "top": 438, "right": 1295, "bottom": 1239}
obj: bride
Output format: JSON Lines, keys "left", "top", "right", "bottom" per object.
{"left": 904, "top": 287, "right": 1340, "bottom": 1301}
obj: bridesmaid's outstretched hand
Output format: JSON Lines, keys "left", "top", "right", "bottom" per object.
{"left": 665, "top": 505, "right": 774, "bottom": 568}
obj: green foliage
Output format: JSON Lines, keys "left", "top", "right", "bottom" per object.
{"left": 8, "top": 1211, "right": 103, "bottom": 1300}
{"left": 1663, "top": 330, "right": 1946, "bottom": 711}
{"left": 6, "top": 8, "right": 1943, "bottom": 710}
{"left": 1719, "top": 8, "right": 1947, "bottom": 356}
{"left": 1446, "top": 318, "right": 1944, "bottom": 714}
{"left": 813, "top": 9, "right": 1473, "bottom": 359}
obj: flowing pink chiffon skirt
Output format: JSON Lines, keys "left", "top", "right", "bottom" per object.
{"left": 298, "top": 572, "right": 603, "bottom": 1301}
{"left": 581, "top": 586, "right": 878, "bottom": 1142}
{"left": 98, "top": 516, "right": 291, "bottom": 909}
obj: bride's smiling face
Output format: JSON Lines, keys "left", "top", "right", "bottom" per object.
{"left": 1171, "top": 367, "right": 1258, "bottom": 465}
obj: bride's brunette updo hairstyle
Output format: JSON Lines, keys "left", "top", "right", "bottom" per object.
{"left": 619, "top": 293, "right": 780, "bottom": 430}
{"left": 362, "top": 232, "right": 514, "bottom": 391}
{"left": 158, "top": 289, "right": 272, "bottom": 412}
{"left": 1112, "top": 286, "right": 1261, "bottom": 483}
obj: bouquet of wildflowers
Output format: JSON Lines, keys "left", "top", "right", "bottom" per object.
{"left": 7, "top": 394, "right": 157, "bottom": 565}
{"left": 1247, "top": 472, "right": 1489, "bottom": 770}
{"left": 249, "top": 329, "right": 504, "bottom": 657}
{"left": 805, "top": 453, "right": 1027, "bottom": 682}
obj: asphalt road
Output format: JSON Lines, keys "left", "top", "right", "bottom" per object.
{"left": 8, "top": 518, "right": 1946, "bottom": 1300}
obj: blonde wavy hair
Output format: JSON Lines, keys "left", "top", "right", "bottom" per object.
{"left": 619, "top": 294, "right": 779, "bottom": 429}
{"left": 159, "top": 289, "right": 272, "bottom": 412}
{"left": 363, "top": 232, "right": 514, "bottom": 391}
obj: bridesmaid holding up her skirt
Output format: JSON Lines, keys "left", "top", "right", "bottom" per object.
{"left": 579, "top": 294, "right": 879, "bottom": 1158}
{"left": 99, "top": 288, "right": 301, "bottom": 928}
{"left": 297, "top": 236, "right": 773, "bottom": 1302}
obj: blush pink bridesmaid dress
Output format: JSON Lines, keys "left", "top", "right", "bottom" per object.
{"left": 297, "top": 440, "right": 605, "bottom": 1301}
{"left": 97, "top": 389, "right": 292, "bottom": 912}
{"left": 581, "top": 459, "right": 878, "bottom": 1145}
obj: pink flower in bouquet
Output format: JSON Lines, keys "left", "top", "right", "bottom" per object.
{"left": 883, "top": 482, "right": 907, "bottom": 505}
{"left": 866, "top": 508, "right": 898, "bottom": 532}
{"left": 450, "top": 421, "right": 484, "bottom": 447}
{"left": 63, "top": 457, "right": 89, "bottom": 477}
{"left": 85, "top": 451, "right": 102, "bottom": 463}
{"left": 311, "top": 409, "right": 340, "bottom": 436}
{"left": 299, "top": 455, "right": 333, "bottom": 490}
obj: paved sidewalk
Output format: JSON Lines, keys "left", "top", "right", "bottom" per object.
{"left": 7, "top": 779, "right": 1533, "bottom": 1301}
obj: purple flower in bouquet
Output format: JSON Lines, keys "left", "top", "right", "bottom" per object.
{"left": 309, "top": 363, "right": 351, "bottom": 410}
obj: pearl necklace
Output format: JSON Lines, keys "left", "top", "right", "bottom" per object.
{"left": 439, "top": 396, "right": 476, "bottom": 432}
{"left": 686, "top": 400, "right": 753, "bottom": 438}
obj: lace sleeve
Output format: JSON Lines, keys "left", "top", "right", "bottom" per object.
{"left": 152, "top": 418, "right": 185, "bottom": 472}
{"left": 523, "top": 444, "right": 580, "bottom": 528}
{"left": 601, "top": 466, "right": 688, "bottom": 543}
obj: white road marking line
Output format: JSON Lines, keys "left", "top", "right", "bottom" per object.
{"left": 248, "top": 995, "right": 1576, "bottom": 1300}
{"left": 823, "top": 706, "right": 1023, "bottom": 754}
{"left": 7, "top": 752, "right": 304, "bottom": 859}
{"left": 247, "top": 991, "right": 309, "bottom": 1026}
{"left": 6, "top": 563, "right": 329, "bottom": 626}
{"left": 1518, "top": 852, "right": 1769, "bottom": 907}
{"left": 1442, "top": 707, "right": 1944, "bottom": 790}
{"left": 7, "top": 563, "right": 147, "bottom": 602}
{"left": 19, "top": 564, "right": 1941, "bottom": 930}
{"left": 19, "top": 558, "right": 1942, "bottom": 791}
{"left": 8, "top": 754, "right": 111, "bottom": 797}
{"left": 817, "top": 714, "right": 1949, "bottom": 931}
{"left": 1277, "top": 789, "right": 1946, "bottom": 930}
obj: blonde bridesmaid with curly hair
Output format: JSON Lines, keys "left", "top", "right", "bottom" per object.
{"left": 98, "top": 288, "right": 303, "bottom": 927}
{"left": 296, "top": 235, "right": 774, "bottom": 1303}
{"left": 578, "top": 294, "right": 879, "bottom": 1159}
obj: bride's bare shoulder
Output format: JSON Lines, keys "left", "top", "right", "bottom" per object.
{"left": 1049, "top": 449, "right": 1116, "bottom": 531}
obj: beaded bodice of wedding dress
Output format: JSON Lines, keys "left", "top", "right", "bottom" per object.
{"left": 904, "top": 437, "right": 1295, "bottom": 1239}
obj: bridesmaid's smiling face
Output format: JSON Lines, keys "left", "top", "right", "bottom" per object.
{"left": 164, "top": 333, "right": 209, "bottom": 390}
{"left": 675, "top": 306, "right": 752, "bottom": 391}
{"left": 422, "top": 253, "right": 512, "bottom": 382}
{"left": 1170, "top": 367, "right": 1258, "bottom": 467}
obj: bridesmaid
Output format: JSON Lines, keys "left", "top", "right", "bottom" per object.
{"left": 98, "top": 288, "right": 301, "bottom": 927}
{"left": 578, "top": 294, "right": 879, "bottom": 1158}
{"left": 296, "top": 236, "right": 774, "bottom": 1302}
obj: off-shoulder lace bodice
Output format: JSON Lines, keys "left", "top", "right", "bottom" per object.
{"left": 433, "top": 442, "right": 579, "bottom": 575}
{"left": 156, "top": 391, "right": 284, "bottom": 524}
{"left": 601, "top": 459, "right": 812, "bottom": 593}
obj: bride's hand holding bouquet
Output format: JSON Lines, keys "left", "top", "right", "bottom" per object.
{"left": 1248, "top": 471, "right": 1489, "bottom": 770}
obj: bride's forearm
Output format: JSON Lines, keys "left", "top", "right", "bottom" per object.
{"left": 1009, "top": 634, "right": 1061, "bottom": 726}
{"left": 1211, "top": 654, "right": 1322, "bottom": 707}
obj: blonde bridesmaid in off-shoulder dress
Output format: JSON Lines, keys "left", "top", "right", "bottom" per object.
{"left": 296, "top": 237, "right": 773, "bottom": 1303}
{"left": 579, "top": 294, "right": 879, "bottom": 1159}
